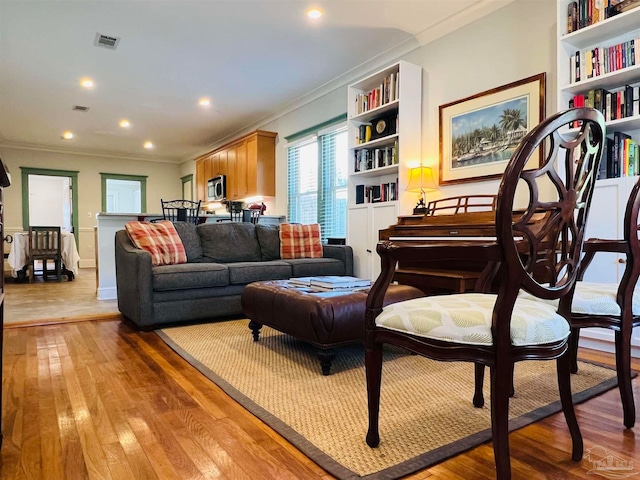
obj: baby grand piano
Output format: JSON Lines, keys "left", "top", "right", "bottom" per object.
{"left": 378, "top": 195, "right": 548, "bottom": 295}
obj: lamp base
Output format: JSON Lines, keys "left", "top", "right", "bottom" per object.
{"left": 413, "top": 207, "right": 428, "bottom": 215}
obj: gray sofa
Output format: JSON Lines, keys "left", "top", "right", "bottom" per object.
{"left": 115, "top": 221, "right": 353, "bottom": 329}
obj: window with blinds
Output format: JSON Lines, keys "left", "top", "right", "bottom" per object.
{"left": 287, "top": 125, "right": 347, "bottom": 242}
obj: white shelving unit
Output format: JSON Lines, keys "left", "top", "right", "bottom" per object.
{"left": 556, "top": 1, "right": 640, "bottom": 357}
{"left": 557, "top": 2, "right": 640, "bottom": 132}
{"left": 346, "top": 60, "right": 422, "bottom": 280}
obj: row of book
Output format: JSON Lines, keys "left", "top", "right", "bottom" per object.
{"left": 567, "top": 0, "right": 639, "bottom": 34}
{"left": 569, "top": 38, "right": 639, "bottom": 84}
{"left": 355, "top": 182, "right": 397, "bottom": 204}
{"left": 288, "top": 275, "right": 371, "bottom": 291}
{"left": 354, "top": 144, "right": 398, "bottom": 172}
{"left": 353, "top": 71, "right": 400, "bottom": 115}
{"left": 599, "top": 132, "right": 639, "bottom": 178}
{"left": 569, "top": 85, "right": 640, "bottom": 121}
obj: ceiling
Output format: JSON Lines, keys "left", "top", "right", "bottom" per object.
{"left": 0, "top": 0, "right": 512, "bottom": 164}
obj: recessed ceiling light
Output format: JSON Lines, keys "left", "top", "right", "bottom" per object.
{"left": 80, "top": 78, "right": 94, "bottom": 88}
{"left": 307, "top": 8, "right": 322, "bottom": 19}
{"left": 119, "top": 119, "right": 130, "bottom": 128}
{"left": 144, "top": 141, "right": 154, "bottom": 149}
{"left": 198, "top": 97, "right": 211, "bottom": 106}
{"left": 62, "top": 131, "right": 74, "bottom": 140}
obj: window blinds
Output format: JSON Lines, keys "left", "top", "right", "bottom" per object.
{"left": 287, "top": 126, "right": 347, "bottom": 242}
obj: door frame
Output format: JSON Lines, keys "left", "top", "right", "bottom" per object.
{"left": 20, "top": 167, "right": 79, "bottom": 247}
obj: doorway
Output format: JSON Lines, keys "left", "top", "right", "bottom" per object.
{"left": 20, "top": 167, "right": 79, "bottom": 246}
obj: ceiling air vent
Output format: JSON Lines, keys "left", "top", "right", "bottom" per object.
{"left": 72, "top": 105, "right": 90, "bottom": 112}
{"left": 94, "top": 33, "right": 120, "bottom": 50}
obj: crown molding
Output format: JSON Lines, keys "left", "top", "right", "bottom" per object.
{"left": 415, "top": 0, "right": 516, "bottom": 46}
{"left": 187, "top": 38, "right": 422, "bottom": 162}
{"left": 0, "top": 141, "right": 181, "bottom": 164}
{"left": 186, "top": 0, "right": 514, "bottom": 162}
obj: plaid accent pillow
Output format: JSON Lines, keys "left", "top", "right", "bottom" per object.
{"left": 279, "top": 223, "right": 323, "bottom": 259}
{"left": 125, "top": 220, "right": 187, "bottom": 266}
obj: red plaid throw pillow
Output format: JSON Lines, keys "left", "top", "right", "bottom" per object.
{"left": 279, "top": 223, "right": 323, "bottom": 259}
{"left": 125, "top": 220, "right": 187, "bottom": 266}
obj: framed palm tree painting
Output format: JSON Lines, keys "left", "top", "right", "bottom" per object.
{"left": 439, "top": 73, "right": 545, "bottom": 185}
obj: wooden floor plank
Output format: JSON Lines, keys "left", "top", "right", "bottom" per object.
{"left": 2, "top": 318, "right": 639, "bottom": 480}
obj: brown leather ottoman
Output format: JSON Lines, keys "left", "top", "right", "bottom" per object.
{"left": 240, "top": 280, "right": 423, "bottom": 375}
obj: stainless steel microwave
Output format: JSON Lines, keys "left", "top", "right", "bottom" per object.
{"left": 207, "top": 175, "right": 226, "bottom": 201}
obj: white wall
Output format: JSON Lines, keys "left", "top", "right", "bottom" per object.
{"left": 183, "top": 0, "right": 557, "bottom": 217}
{"left": 0, "top": 147, "right": 182, "bottom": 266}
{"left": 4, "top": 1, "right": 557, "bottom": 264}
{"left": 404, "top": 0, "right": 557, "bottom": 205}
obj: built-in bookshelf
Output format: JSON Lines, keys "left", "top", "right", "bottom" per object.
{"left": 558, "top": 1, "right": 640, "bottom": 179}
{"left": 557, "top": 1, "right": 640, "bottom": 353}
{"left": 346, "top": 60, "right": 422, "bottom": 279}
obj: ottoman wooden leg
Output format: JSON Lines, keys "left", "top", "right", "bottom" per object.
{"left": 249, "top": 320, "right": 263, "bottom": 341}
{"left": 317, "top": 349, "right": 336, "bottom": 376}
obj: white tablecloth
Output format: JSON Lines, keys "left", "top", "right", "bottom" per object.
{"left": 7, "top": 231, "right": 80, "bottom": 277}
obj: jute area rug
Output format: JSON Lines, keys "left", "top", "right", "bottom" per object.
{"left": 157, "top": 319, "right": 618, "bottom": 480}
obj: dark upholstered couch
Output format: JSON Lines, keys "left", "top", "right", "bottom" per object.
{"left": 115, "top": 221, "right": 354, "bottom": 329}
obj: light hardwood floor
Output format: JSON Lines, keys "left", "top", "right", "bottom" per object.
{"left": 4, "top": 267, "right": 119, "bottom": 326}
{"left": 1, "top": 272, "right": 639, "bottom": 479}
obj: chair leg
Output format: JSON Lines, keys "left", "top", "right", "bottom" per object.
{"left": 474, "top": 362, "right": 514, "bottom": 408}
{"left": 614, "top": 329, "right": 636, "bottom": 428}
{"left": 473, "top": 363, "right": 485, "bottom": 408}
{"left": 365, "top": 340, "right": 383, "bottom": 448}
{"left": 490, "top": 363, "right": 512, "bottom": 480}
{"left": 56, "top": 258, "right": 62, "bottom": 282}
{"left": 29, "top": 260, "right": 34, "bottom": 283}
{"left": 569, "top": 327, "right": 580, "bottom": 374}
{"left": 557, "top": 352, "right": 583, "bottom": 461}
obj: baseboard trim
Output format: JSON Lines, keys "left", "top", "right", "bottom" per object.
{"left": 97, "top": 286, "right": 117, "bottom": 300}
{"left": 3, "top": 312, "right": 122, "bottom": 329}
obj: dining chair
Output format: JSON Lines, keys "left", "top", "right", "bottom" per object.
{"left": 566, "top": 176, "right": 640, "bottom": 428}
{"left": 243, "top": 202, "right": 265, "bottom": 224}
{"left": 364, "top": 108, "right": 605, "bottom": 479}
{"left": 217, "top": 201, "right": 244, "bottom": 222}
{"left": 160, "top": 199, "right": 201, "bottom": 224}
{"left": 476, "top": 176, "right": 640, "bottom": 428}
{"left": 28, "top": 226, "right": 63, "bottom": 282}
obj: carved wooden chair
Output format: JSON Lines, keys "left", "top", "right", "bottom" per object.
{"left": 160, "top": 199, "right": 201, "bottom": 224}
{"left": 28, "top": 226, "right": 63, "bottom": 282}
{"left": 567, "top": 177, "right": 640, "bottom": 428}
{"left": 364, "top": 108, "right": 605, "bottom": 479}
{"left": 480, "top": 176, "right": 640, "bottom": 428}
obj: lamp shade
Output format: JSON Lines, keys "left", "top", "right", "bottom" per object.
{"left": 405, "top": 166, "right": 438, "bottom": 192}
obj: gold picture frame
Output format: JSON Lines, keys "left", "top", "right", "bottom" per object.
{"left": 439, "top": 73, "right": 546, "bottom": 186}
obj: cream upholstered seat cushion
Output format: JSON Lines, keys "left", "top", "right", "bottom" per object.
{"left": 375, "top": 293, "right": 570, "bottom": 346}
{"left": 518, "top": 282, "right": 640, "bottom": 316}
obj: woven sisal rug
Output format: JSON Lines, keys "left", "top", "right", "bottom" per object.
{"left": 157, "top": 319, "right": 618, "bottom": 480}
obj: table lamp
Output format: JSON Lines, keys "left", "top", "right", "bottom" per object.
{"left": 405, "top": 166, "right": 438, "bottom": 215}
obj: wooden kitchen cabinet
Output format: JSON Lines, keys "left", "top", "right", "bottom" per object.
{"left": 195, "top": 130, "right": 276, "bottom": 203}
{"left": 195, "top": 157, "right": 206, "bottom": 202}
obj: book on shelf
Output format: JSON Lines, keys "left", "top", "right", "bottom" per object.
{"left": 610, "top": 0, "right": 640, "bottom": 15}
{"left": 288, "top": 277, "right": 317, "bottom": 286}
{"left": 570, "top": 38, "right": 639, "bottom": 84}
{"left": 308, "top": 276, "right": 371, "bottom": 289}
{"left": 353, "top": 70, "right": 400, "bottom": 115}
{"left": 567, "top": 0, "right": 634, "bottom": 34}
{"left": 355, "top": 180, "right": 398, "bottom": 204}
